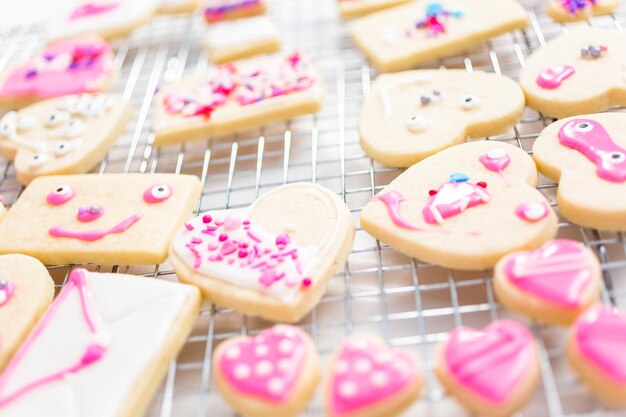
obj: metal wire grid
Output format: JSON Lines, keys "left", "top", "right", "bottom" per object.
{"left": 1, "top": 0, "right": 626, "bottom": 416}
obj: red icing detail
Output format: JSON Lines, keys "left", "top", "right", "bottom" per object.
{"left": 428, "top": 189, "right": 437, "bottom": 196}
{"left": 477, "top": 181, "right": 487, "bottom": 188}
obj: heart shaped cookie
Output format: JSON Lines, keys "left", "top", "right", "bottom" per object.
{"left": 213, "top": 325, "right": 319, "bottom": 417}
{"left": 436, "top": 320, "right": 540, "bottom": 417}
{"left": 170, "top": 183, "right": 354, "bottom": 322}
{"left": 569, "top": 305, "right": 626, "bottom": 405}
{"left": 326, "top": 335, "right": 421, "bottom": 417}
{"left": 495, "top": 239, "right": 601, "bottom": 325}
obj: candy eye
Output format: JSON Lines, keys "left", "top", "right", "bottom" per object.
{"left": 609, "top": 152, "right": 626, "bottom": 163}
{"left": 45, "top": 111, "right": 70, "bottom": 127}
{"left": 63, "top": 120, "right": 85, "bottom": 138}
{"left": 55, "top": 140, "right": 76, "bottom": 156}
{"left": 461, "top": 95, "right": 481, "bottom": 110}
{"left": 406, "top": 114, "right": 429, "bottom": 132}
{"left": 47, "top": 185, "right": 75, "bottom": 205}
{"left": 16, "top": 116, "right": 35, "bottom": 131}
{"left": 574, "top": 122, "right": 593, "bottom": 133}
{"left": 0, "top": 111, "right": 16, "bottom": 137}
{"left": 420, "top": 89, "right": 442, "bottom": 106}
{"left": 144, "top": 184, "right": 172, "bottom": 203}
{"left": 30, "top": 153, "right": 52, "bottom": 168}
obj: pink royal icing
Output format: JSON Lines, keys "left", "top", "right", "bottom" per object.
{"left": 515, "top": 202, "right": 549, "bottom": 222}
{"left": 537, "top": 65, "right": 575, "bottom": 89}
{"left": 49, "top": 213, "right": 142, "bottom": 241}
{"left": 0, "top": 280, "right": 15, "bottom": 307}
{"left": 423, "top": 173, "right": 489, "bottom": 225}
{"left": 69, "top": 2, "right": 120, "bottom": 20}
{"left": 479, "top": 148, "right": 510, "bottom": 184}
{"left": 444, "top": 320, "right": 535, "bottom": 404}
{"left": 575, "top": 304, "right": 626, "bottom": 383}
{"left": 77, "top": 206, "right": 105, "bottom": 223}
{"left": 329, "top": 337, "right": 417, "bottom": 414}
{"left": 204, "top": 0, "right": 262, "bottom": 22}
{"left": 218, "top": 325, "right": 307, "bottom": 402}
{"left": 46, "top": 185, "right": 76, "bottom": 206}
{"left": 374, "top": 191, "right": 429, "bottom": 231}
{"left": 143, "top": 184, "right": 173, "bottom": 204}
{"left": 558, "top": 118, "right": 626, "bottom": 183}
{"left": 504, "top": 240, "right": 594, "bottom": 307}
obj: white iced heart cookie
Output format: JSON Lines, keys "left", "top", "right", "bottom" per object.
{"left": 337, "top": 0, "right": 411, "bottom": 18}
{"left": 170, "top": 182, "right": 354, "bottom": 322}
{"left": 533, "top": 113, "right": 626, "bottom": 231}
{"left": 359, "top": 70, "right": 524, "bottom": 167}
{"left": 0, "top": 94, "right": 132, "bottom": 185}
{"left": 547, "top": 0, "right": 618, "bottom": 22}
{"left": 360, "top": 141, "right": 558, "bottom": 270}
{"left": 520, "top": 27, "right": 626, "bottom": 118}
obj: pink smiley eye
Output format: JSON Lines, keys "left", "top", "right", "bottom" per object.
{"left": 47, "top": 185, "right": 75, "bottom": 205}
{"left": 144, "top": 184, "right": 172, "bottom": 204}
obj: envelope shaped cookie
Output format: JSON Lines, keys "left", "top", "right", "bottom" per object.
{"left": 359, "top": 70, "right": 525, "bottom": 167}
{"left": 0, "top": 37, "right": 116, "bottom": 110}
{"left": 520, "top": 28, "right": 626, "bottom": 118}
{"left": 360, "top": 141, "right": 558, "bottom": 270}
{"left": 547, "top": 0, "right": 618, "bottom": 22}
{"left": 0, "top": 94, "right": 132, "bottom": 185}
{"left": 170, "top": 183, "right": 354, "bottom": 322}
{"left": 45, "top": 0, "right": 160, "bottom": 42}
{"left": 153, "top": 51, "right": 323, "bottom": 146}
{"left": 0, "top": 254, "right": 54, "bottom": 372}
{"left": 0, "top": 174, "right": 201, "bottom": 265}
{"left": 337, "top": 0, "right": 411, "bottom": 19}
{"left": 0, "top": 268, "right": 200, "bottom": 417}
{"left": 349, "top": 0, "right": 529, "bottom": 72}
{"left": 203, "top": 0, "right": 267, "bottom": 22}
{"left": 534, "top": 113, "right": 626, "bottom": 231}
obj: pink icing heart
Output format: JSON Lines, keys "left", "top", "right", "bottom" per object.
{"left": 444, "top": 320, "right": 534, "bottom": 404}
{"left": 329, "top": 336, "right": 418, "bottom": 414}
{"left": 504, "top": 240, "right": 594, "bottom": 307}
{"left": 575, "top": 305, "right": 626, "bottom": 382}
{"left": 217, "top": 325, "right": 307, "bottom": 402}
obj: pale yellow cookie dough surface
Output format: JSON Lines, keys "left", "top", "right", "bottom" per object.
{"left": 204, "top": 0, "right": 268, "bottom": 21}
{"left": 520, "top": 28, "right": 626, "bottom": 118}
{"left": 360, "top": 141, "right": 558, "bottom": 270}
{"left": 0, "top": 203, "right": 5, "bottom": 223}
{"left": 533, "top": 113, "right": 626, "bottom": 231}
{"left": 0, "top": 174, "right": 201, "bottom": 265}
{"left": 337, "top": 0, "right": 411, "bottom": 19}
{"left": 349, "top": 0, "right": 529, "bottom": 72}
{"left": 359, "top": 70, "right": 525, "bottom": 167}
{"left": 159, "top": 0, "right": 201, "bottom": 14}
{"left": 547, "top": 0, "right": 619, "bottom": 22}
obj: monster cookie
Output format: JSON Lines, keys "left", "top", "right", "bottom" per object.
{"left": 325, "top": 335, "right": 422, "bottom": 417}
{"left": 349, "top": 0, "right": 529, "bottom": 72}
{"left": 547, "top": 0, "right": 619, "bottom": 22}
{"left": 520, "top": 28, "right": 626, "bottom": 118}
{"left": 203, "top": 0, "right": 267, "bottom": 23}
{"left": 159, "top": 0, "right": 201, "bottom": 13}
{"left": 204, "top": 16, "right": 281, "bottom": 64}
{"left": 0, "top": 37, "right": 116, "bottom": 110}
{"left": 0, "top": 174, "right": 201, "bottom": 265}
{"left": 0, "top": 268, "right": 200, "bottom": 417}
{"left": 337, "top": 0, "right": 411, "bottom": 19}
{"left": 436, "top": 320, "right": 540, "bottom": 417}
{"left": 214, "top": 325, "right": 319, "bottom": 417}
{"left": 170, "top": 183, "right": 354, "bottom": 322}
{"left": 494, "top": 239, "right": 601, "bottom": 326}
{"left": 0, "top": 254, "right": 54, "bottom": 372}
{"left": 359, "top": 70, "right": 525, "bottom": 167}
{"left": 153, "top": 52, "right": 323, "bottom": 146}
{"left": 0, "top": 94, "right": 132, "bottom": 185}
{"left": 360, "top": 141, "right": 558, "bottom": 270}
{"left": 534, "top": 113, "right": 626, "bottom": 230}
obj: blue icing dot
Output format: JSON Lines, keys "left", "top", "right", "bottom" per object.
{"left": 426, "top": 3, "right": 443, "bottom": 16}
{"left": 449, "top": 172, "right": 469, "bottom": 183}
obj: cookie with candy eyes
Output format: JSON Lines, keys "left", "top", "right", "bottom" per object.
{"left": 213, "top": 325, "right": 319, "bottom": 417}
{"left": 0, "top": 174, "right": 201, "bottom": 265}
{"left": 547, "top": 0, "right": 619, "bottom": 22}
{"left": 203, "top": 0, "right": 267, "bottom": 23}
{"left": 494, "top": 239, "right": 601, "bottom": 326}
{"left": 325, "top": 334, "right": 422, "bottom": 417}
{"left": 360, "top": 141, "right": 558, "bottom": 270}
{"left": 520, "top": 28, "right": 626, "bottom": 118}
{"left": 533, "top": 113, "right": 626, "bottom": 231}
{"left": 436, "top": 320, "right": 540, "bottom": 417}
{"left": 359, "top": 70, "right": 525, "bottom": 167}
{"left": 169, "top": 183, "right": 354, "bottom": 323}
{"left": 0, "top": 94, "right": 132, "bottom": 185}
{"left": 337, "top": 0, "right": 412, "bottom": 19}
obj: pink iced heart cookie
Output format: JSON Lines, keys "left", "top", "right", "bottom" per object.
{"left": 436, "top": 320, "right": 540, "bottom": 417}
{"left": 495, "top": 239, "right": 601, "bottom": 326}
{"left": 326, "top": 335, "right": 421, "bottom": 417}
{"left": 213, "top": 325, "right": 319, "bottom": 417}
{"left": 569, "top": 305, "right": 626, "bottom": 405}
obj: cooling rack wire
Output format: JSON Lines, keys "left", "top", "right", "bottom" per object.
{"left": 1, "top": 0, "right": 626, "bottom": 416}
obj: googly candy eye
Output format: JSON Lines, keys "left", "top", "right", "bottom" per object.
{"left": 54, "top": 140, "right": 79, "bottom": 156}
{"left": 0, "top": 111, "right": 17, "bottom": 137}
{"left": 45, "top": 111, "right": 70, "bottom": 127}
{"left": 406, "top": 114, "right": 429, "bottom": 133}
{"left": 574, "top": 122, "right": 594, "bottom": 133}
{"left": 420, "top": 89, "right": 442, "bottom": 106}
{"left": 63, "top": 120, "right": 85, "bottom": 138}
{"left": 608, "top": 152, "right": 626, "bottom": 163}
{"left": 47, "top": 185, "right": 75, "bottom": 205}
{"left": 29, "top": 153, "right": 52, "bottom": 168}
{"left": 143, "top": 184, "right": 172, "bottom": 203}
{"left": 461, "top": 95, "right": 481, "bottom": 110}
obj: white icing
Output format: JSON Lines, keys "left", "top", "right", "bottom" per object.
{"left": 370, "top": 371, "right": 388, "bottom": 387}
{"left": 267, "top": 378, "right": 284, "bottom": 394}
{"left": 406, "top": 114, "right": 429, "bottom": 133}
{"left": 338, "top": 381, "right": 357, "bottom": 398}
{"left": 523, "top": 203, "right": 547, "bottom": 220}
{"left": 487, "top": 148, "right": 506, "bottom": 159}
{"left": 29, "top": 153, "right": 52, "bottom": 168}
{"left": 45, "top": 111, "right": 70, "bottom": 127}
{"left": 461, "top": 95, "right": 481, "bottom": 110}
{"left": 255, "top": 360, "right": 273, "bottom": 376}
{"left": 355, "top": 358, "right": 372, "bottom": 374}
{"left": 379, "top": 74, "right": 433, "bottom": 119}
{"left": 234, "top": 364, "right": 251, "bottom": 379}
{"left": 205, "top": 16, "right": 279, "bottom": 50}
{"left": 16, "top": 116, "right": 35, "bottom": 131}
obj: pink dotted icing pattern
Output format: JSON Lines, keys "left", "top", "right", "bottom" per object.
{"left": 329, "top": 337, "right": 417, "bottom": 414}
{"left": 218, "top": 325, "right": 307, "bottom": 402}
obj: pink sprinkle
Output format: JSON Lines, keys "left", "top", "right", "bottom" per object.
{"left": 208, "top": 242, "right": 218, "bottom": 251}
{"left": 243, "top": 219, "right": 250, "bottom": 225}
{"left": 264, "top": 248, "right": 271, "bottom": 254}
{"left": 202, "top": 214, "right": 213, "bottom": 224}
{"left": 302, "top": 278, "right": 312, "bottom": 287}
{"left": 240, "top": 241, "right": 249, "bottom": 248}
{"left": 219, "top": 234, "right": 228, "bottom": 242}
{"left": 184, "top": 223, "right": 194, "bottom": 231}
{"left": 247, "top": 230, "right": 262, "bottom": 243}
{"left": 228, "top": 258, "right": 235, "bottom": 264}
{"left": 238, "top": 249, "right": 248, "bottom": 258}
{"left": 185, "top": 243, "right": 202, "bottom": 269}
{"left": 190, "top": 237, "right": 203, "bottom": 245}
{"left": 214, "top": 219, "right": 223, "bottom": 226}
{"left": 223, "top": 214, "right": 242, "bottom": 231}
{"left": 220, "top": 240, "right": 238, "bottom": 256}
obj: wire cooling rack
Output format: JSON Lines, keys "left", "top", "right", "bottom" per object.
{"left": 1, "top": 0, "right": 626, "bottom": 416}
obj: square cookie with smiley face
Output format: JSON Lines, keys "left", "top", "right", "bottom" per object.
{"left": 0, "top": 174, "right": 201, "bottom": 265}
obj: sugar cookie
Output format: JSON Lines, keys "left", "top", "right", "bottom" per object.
{"left": 0, "top": 174, "right": 201, "bottom": 265}
{"left": 203, "top": 0, "right": 267, "bottom": 23}
{"left": 159, "top": 0, "right": 201, "bottom": 13}
{"left": 0, "top": 268, "right": 200, "bottom": 417}
{"left": 170, "top": 183, "right": 354, "bottom": 322}
{"left": 436, "top": 320, "right": 540, "bottom": 417}
{"left": 337, "top": 0, "right": 411, "bottom": 19}
{"left": 0, "top": 203, "right": 5, "bottom": 223}
{"left": 359, "top": 70, "right": 525, "bottom": 167}
{"left": 547, "top": 0, "right": 619, "bottom": 22}
{"left": 214, "top": 325, "right": 319, "bottom": 417}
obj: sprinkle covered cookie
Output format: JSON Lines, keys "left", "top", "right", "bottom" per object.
{"left": 547, "top": 0, "right": 619, "bottom": 22}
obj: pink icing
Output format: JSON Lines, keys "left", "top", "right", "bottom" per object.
{"left": 143, "top": 184, "right": 173, "bottom": 204}
{"left": 479, "top": 148, "right": 510, "bottom": 184}
{"left": 575, "top": 305, "right": 626, "bottom": 382}
{"left": 46, "top": 186, "right": 76, "bottom": 205}
{"left": 218, "top": 325, "right": 307, "bottom": 402}
{"left": 0, "top": 269, "right": 107, "bottom": 407}
{"left": 204, "top": 0, "right": 261, "bottom": 22}
{"left": 77, "top": 206, "right": 105, "bottom": 223}
{"left": 0, "top": 37, "right": 113, "bottom": 99}
{"left": 504, "top": 240, "right": 594, "bottom": 307}
{"left": 537, "top": 65, "right": 575, "bottom": 89}
{"left": 0, "top": 280, "right": 15, "bottom": 307}
{"left": 515, "top": 202, "right": 549, "bottom": 222}
{"left": 558, "top": 118, "right": 626, "bottom": 183}
{"left": 444, "top": 320, "right": 534, "bottom": 404}
{"left": 329, "top": 336, "right": 417, "bottom": 414}
{"left": 69, "top": 2, "right": 120, "bottom": 20}
{"left": 423, "top": 175, "right": 489, "bottom": 224}
{"left": 49, "top": 213, "right": 142, "bottom": 241}
{"left": 374, "top": 191, "right": 427, "bottom": 231}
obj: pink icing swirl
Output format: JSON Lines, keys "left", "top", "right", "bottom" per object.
{"left": 69, "top": 2, "right": 120, "bottom": 20}
{"left": 536, "top": 65, "right": 575, "bottom": 89}
{"left": 0, "top": 280, "right": 15, "bottom": 307}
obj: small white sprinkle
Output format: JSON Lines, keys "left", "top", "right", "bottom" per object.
{"left": 339, "top": 381, "right": 357, "bottom": 399}
{"left": 279, "top": 339, "right": 294, "bottom": 354}
{"left": 335, "top": 360, "right": 349, "bottom": 374}
{"left": 267, "top": 378, "right": 285, "bottom": 394}
{"left": 355, "top": 358, "right": 372, "bottom": 374}
{"left": 225, "top": 346, "right": 241, "bottom": 359}
{"left": 487, "top": 148, "right": 506, "bottom": 159}
{"left": 255, "top": 360, "right": 273, "bottom": 377}
{"left": 255, "top": 344, "right": 269, "bottom": 357}
{"left": 375, "top": 351, "right": 393, "bottom": 364}
{"left": 370, "top": 371, "right": 388, "bottom": 387}
{"left": 234, "top": 364, "right": 251, "bottom": 380}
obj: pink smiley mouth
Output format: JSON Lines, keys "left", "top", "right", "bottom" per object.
{"left": 48, "top": 213, "right": 143, "bottom": 241}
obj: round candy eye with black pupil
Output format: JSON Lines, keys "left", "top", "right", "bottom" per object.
{"left": 55, "top": 141, "right": 74, "bottom": 156}
{"left": 461, "top": 95, "right": 481, "bottom": 110}
{"left": 609, "top": 152, "right": 626, "bottom": 163}
{"left": 406, "top": 114, "right": 429, "bottom": 132}
{"left": 47, "top": 185, "right": 76, "bottom": 205}
{"left": 30, "top": 153, "right": 52, "bottom": 168}
{"left": 63, "top": 120, "right": 85, "bottom": 138}
{"left": 45, "top": 111, "right": 70, "bottom": 127}
{"left": 574, "top": 122, "right": 593, "bottom": 133}
{"left": 143, "top": 184, "right": 172, "bottom": 203}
